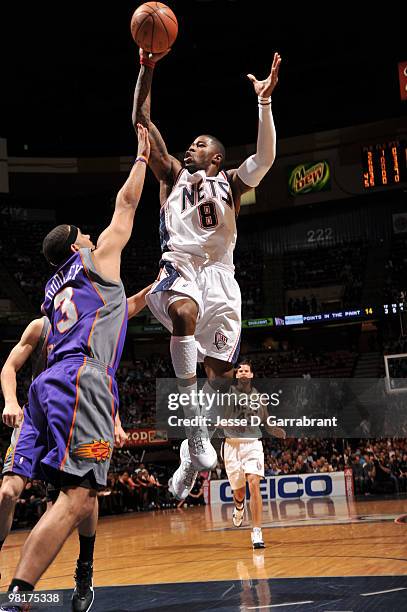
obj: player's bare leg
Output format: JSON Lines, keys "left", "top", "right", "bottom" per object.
{"left": 247, "top": 474, "right": 265, "bottom": 548}
{"left": 203, "top": 355, "right": 235, "bottom": 435}
{"left": 77, "top": 498, "right": 98, "bottom": 538}
{"left": 204, "top": 356, "right": 234, "bottom": 384}
{"left": 232, "top": 486, "right": 246, "bottom": 528}
{"left": 9, "top": 486, "right": 96, "bottom": 589}
{"left": 0, "top": 475, "right": 26, "bottom": 556}
{"left": 204, "top": 356, "right": 235, "bottom": 445}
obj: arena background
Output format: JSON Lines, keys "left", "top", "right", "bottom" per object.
{"left": 0, "top": 2, "right": 406, "bottom": 611}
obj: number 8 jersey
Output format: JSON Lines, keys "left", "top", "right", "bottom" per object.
{"left": 41, "top": 248, "right": 127, "bottom": 372}
{"left": 160, "top": 169, "right": 237, "bottom": 267}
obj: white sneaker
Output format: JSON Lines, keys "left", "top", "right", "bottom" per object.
{"left": 251, "top": 527, "right": 265, "bottom": 549}
{"left": 232, "top": 503, "right": 245, "bottom": 527}
{"left": 168, "top": 440, "right": 198, "bottom": 500}
{"left": 188, "top": 433, "right": 217, "bottom": 470}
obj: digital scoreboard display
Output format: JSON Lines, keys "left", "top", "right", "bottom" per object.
{"left": 242, "top": 303, "right": 405, "bottom": 329}
{"left": 362, "top": 140, "right": 407, "bottom": 189}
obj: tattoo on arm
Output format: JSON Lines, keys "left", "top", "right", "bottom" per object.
{"left": 132, "top": 66, "right": 153, "bottom": 128}
{"left": 132, "top": 65, "right": 180, "bottom": 183}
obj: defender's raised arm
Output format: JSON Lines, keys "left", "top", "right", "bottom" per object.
{"left": 93, "top": 123, "right": 150, "bottom": 281}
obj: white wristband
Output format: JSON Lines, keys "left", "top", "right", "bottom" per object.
{"left": 237, "top": 96, "right": 276, "bottom": 188}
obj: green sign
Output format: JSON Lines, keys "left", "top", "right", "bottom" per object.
{"left": 242, "top": 318, "right": 273, "bottom": 329}
{"left": 288, "top": 161, "right": 330, "bottom": 195}
{"left": 127, "top": 322, "right": 165, "bottom": 335}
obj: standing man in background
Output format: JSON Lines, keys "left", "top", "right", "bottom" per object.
{"left": 223, "top": 360, "right": 285, "bottom": 549}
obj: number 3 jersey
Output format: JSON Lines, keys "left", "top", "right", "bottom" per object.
{"left": 41, "top": 248, "right": 127, "bottom": 372}
{"left": 160, "top": 169, "right": 237, "bottom": 268}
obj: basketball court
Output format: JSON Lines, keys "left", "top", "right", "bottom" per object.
{"left": 2, "top": 495, "right": 407, "bottom": 611}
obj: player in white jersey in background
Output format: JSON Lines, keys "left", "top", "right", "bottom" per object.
{"left": 133, "top": 47, "right": 281, "bottom": 498}
{"left": 223, "top": 360, "right": 285, "bottom": 549}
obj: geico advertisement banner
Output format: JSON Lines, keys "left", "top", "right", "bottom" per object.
{"left": 209, "top": 472, "right": 346, "bottom": 504}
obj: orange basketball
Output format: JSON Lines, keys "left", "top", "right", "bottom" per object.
{"left": 130, "top": 2, "right": 178, "bottom": 53}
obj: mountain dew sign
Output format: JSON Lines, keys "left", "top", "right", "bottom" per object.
{"left": 288, "top": 161, "right": 330, "bottom": 195}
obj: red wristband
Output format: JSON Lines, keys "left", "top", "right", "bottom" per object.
{"left": 140, "top": 56, "right": 155, "bottom": 69}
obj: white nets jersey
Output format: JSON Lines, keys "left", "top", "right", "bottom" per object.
{"left": 223, "top": 385, "right": 266, "bottom": 440}
{"left": 159, "top": 169, "right": 237, "bottom": 268}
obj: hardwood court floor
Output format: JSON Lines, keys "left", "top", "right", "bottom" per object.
{"left": 1, "top": 497, "right": 407, "bottom": 593}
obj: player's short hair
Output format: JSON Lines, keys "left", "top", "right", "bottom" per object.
{"left": 237, "top": 359, "right": 253, "bottom": 372}
{"left": 42, "top": 224, "right": 78, "bottom": 267}
{"left": 203, "top": 134, "right": 226, "bottom": 164}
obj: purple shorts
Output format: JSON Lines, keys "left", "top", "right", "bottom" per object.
{"left": 29, "top": 356, "right": 118, "bottom": 488}
{"left": 2, "top": 405, "right": 39, "bottom": 479}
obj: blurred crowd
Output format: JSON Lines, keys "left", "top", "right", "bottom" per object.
{"left": 284, "top": 242, "right": 366, "bottom": 309}
{"left": 3, "top": 215, "right": 406, "bottom": 320}
{"left": 346, "top": 439, "right": 407, "bottom": 495}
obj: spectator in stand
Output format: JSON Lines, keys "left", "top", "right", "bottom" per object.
{"left": 350, "top": 454, "right": 366, "bottom": 494}
{"left": 294, "top": 455, "right": 310, "bottom": 474}
{"left": 363, "top": 453, "right": 375, "bottom": 495}
{"left": 399, "top": 453, "right": 407, "bottom": 493}
{"left": 98, "top": 474, "right": 121, "bottom": 515}
{"left": 180, "top": 476, "right": 205, "bottom": 508}
{"left": 372, "top": 452, "right": 399, "bottom": 494}
{"left": 136, "top": 468, "right": 151, "bottom": 510}
{"left": 389, "top": 452, "right": 402, "bottom": 490}
{"left": 117, "top": 471, "right": 139, "bottom": 512}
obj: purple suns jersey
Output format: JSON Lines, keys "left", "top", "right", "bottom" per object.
{"left": 42, "top": 248, "right": 127, "bottom": 373}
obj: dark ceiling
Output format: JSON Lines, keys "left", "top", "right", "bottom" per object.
{"left": 1, "top": 1, "right": 406, "bottom": 157}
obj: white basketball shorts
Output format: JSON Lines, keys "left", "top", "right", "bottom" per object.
{"left": 146, "top": 254, "right": 241, "bottom": 364}
{"left": 223, "top": 438, "right": 265, "bottom": 490}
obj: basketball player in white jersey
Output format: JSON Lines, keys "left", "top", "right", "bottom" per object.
{"left": 133, "top": 48, "right": 281, "bottom": 498}
{"left": 223, "top": 360, "right": 285, "bottom": 549}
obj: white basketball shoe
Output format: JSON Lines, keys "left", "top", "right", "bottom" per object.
{"left": 187, "top": 432, "right": 217, "bottom": 471}
{"left": 168, "top": 440, "right": 199, "bottom": 500}
{"left": 251, "top": 527, "right": 265, "bottom": 549}
{"left": 232, "top": 502, "right": 245, "bottom": 527}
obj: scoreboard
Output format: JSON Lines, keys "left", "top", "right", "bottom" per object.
{"left": 362, "top": 140, "right": 407, "bottom": 189}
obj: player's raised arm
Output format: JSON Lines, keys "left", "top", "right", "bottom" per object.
{"left": 132, "top": 49, "right": 182, "bottom": 189}
{"left": 229, "top": 52, "right": 282, "bottom": 215}
{"left": 1, "top": 318, "right": 44, "bottom": 428}
{"left": 93, "top": 124, "right": 150, "bottom": 281}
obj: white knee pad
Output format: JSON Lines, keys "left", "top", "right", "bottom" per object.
{"left": 170, "top": 335, "right": 197, "bottom": 379}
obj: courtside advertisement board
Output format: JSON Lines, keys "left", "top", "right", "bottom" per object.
{"left": 208, "top": 472, "right": 346, "bottom": 505}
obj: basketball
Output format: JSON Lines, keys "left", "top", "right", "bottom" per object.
{"left": 130, "top": 2, "right": 178, "bottom": 54}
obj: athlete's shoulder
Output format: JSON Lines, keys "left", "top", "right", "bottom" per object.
{"left": 21, "top": 317, "right": 45, "bottom": 347}
{"left": 218, "top": 170, "right": 230, "bottom": 181}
